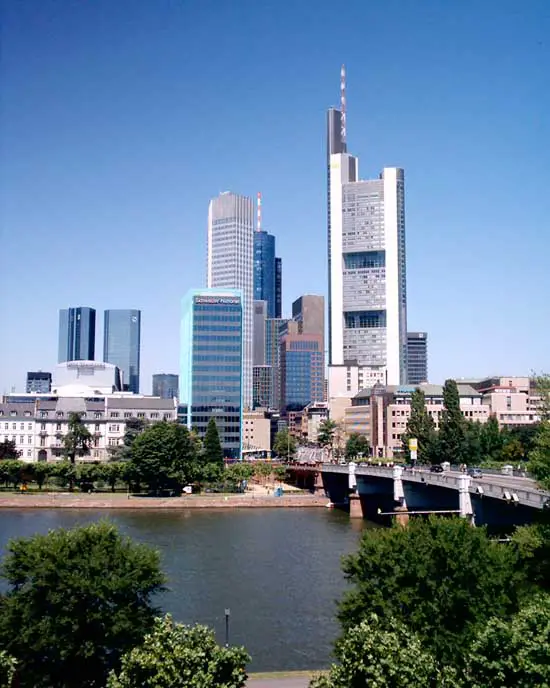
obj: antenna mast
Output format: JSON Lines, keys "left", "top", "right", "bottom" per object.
{"left": 256, "top": 192, "right": 262, "bottom": 232}
{"left": 340, "top": 64, "right": 347, "bottom": 145}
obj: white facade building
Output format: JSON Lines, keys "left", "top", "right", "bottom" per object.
{"left": 207, "top": 192, "right": 254, "bottom": 409}
{"left": 327, "top": 76, "right": 407, "bottom": 397}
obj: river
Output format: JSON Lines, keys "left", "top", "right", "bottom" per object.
{"left": 0, "top": 508, "right": 368, "bottom": 672}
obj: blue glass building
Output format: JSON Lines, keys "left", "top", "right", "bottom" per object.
{"left": 180, "top": 289, "right": 243, "bottom": 459}
{"left": 58, "top": 307, "right": 96, "bottom": 362}
{"left": 254, "top": 231, "right": 281, "bottom": 319}
{"left": 280, "top": 333, "right": 324, "bottom": 412}
{"left": 103, "top": 310, "right": 141, "bottom": 393}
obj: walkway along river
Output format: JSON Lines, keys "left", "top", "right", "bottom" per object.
{"left": 0, "top": 507, "right": 368, "bottom": 672}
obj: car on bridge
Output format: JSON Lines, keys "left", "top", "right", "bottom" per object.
{"left": 429, "top": 464, "right": 444, "bottom": 473}
{"left": 468, "top": 467, "right": 483, "bottom": 478}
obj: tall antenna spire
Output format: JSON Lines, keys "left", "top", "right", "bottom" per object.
{"left": 256, "top": 192, "right": 262, "bottom": 232}
{"left": 340, "top": 64, "right": 347, "bottom": 145}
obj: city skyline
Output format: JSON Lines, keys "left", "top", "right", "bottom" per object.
{"left": 1, "top": 1, "right": 548, "bottom": 393}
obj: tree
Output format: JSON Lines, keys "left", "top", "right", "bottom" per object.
{"left": 345, "top": 433, "right": 370, "bottom": 460}
{"left": 310, "top": 615, "right": 458, "bottom": 688}
{"left": 225, "top": 462, "right": 254, "bottom": 486}
{"left": 467, "top": 596, "right": 550, "bottom": 687}
{"left": 203, "top": 418, "right": 224, "bottom": 467}
{"left": 0, "top": 460, "right": 24, "bottom": 489}
{"left": 100, "top": 462, "right": 124, "bottom": 492}
{"left": 0, "top": 440, "right": 20, "bottom": 460}
{"left": 63, "top": 412, "right": 92, "bottom": 464}
{"left": 529, "top": 420, "right": 550, "bottom": 490}
{"left": 317, "top": 419, "right": 337, "bottom": 459}
{"left": 463, "top": 421, "right": 483, "bottom": 466}
{"left": 25, "top": 462, "right": 51, "bottom": 490}
{"left": 273, "top": 429, "right": 297, "bottom": 460}
{"left": 533, "top": 372, "right": 550, "bottom": 421}
{"left": 480, "top": 415, "right": 504, "bottom": 462}
{"left": 130, "top": 421, "right": 198, "bottom": 493}
{"left": 338, "top": 517, "right": 520, "bottom": 667}
{"left": 438, "top": 379, "right": 467, "bottom": 464}
{"left": 0, "top": 650, "right": 17, "bottom": 688}
{"left": 108, "top": 418, "right": 149, "bottom": 461}
{"left": 512, "top": 522, "right": 550, "bottom": 591}
{"left": 50, "top": 461, "right": 77, "bottom": 491}
{"left": 401, "top": 389, "right": 437, "bottom": 463}
{"left": 0, "top": 521, "right": 165, "bottom": 688}
{"left": 106, "top": 615, "right": 250, "bottom": 688}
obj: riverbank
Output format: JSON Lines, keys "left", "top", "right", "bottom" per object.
{"left": 0, "top": 491, "right": 328, "bottom": 509}
{"left": 248, "top": 670, "right": 317, "bottom": 687}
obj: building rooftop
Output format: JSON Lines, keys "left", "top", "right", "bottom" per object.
{"left": 105, "top": 397, "right": 175, "bottom": 410}
{"left": 354, "top": 383, "right": 482, "bottom": 400}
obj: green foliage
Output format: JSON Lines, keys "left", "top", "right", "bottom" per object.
{"left": 512, "top": 522, "right": 550, "bottom": 590}
{"left": 0, "top": 521, "right": 165, "bottom": 688}
{"left": 438, "top": 380, "right": 467, "bottom": 464}
{"left": 480, "top": 415, "right": 504, "bottom": 462}
{"left": 203, "top": 418, "right": 224, "bottom": 467}
{"left": 130, "top": 422, "right": 198, "bottom": 493}
{"left": 51, "top": 461, "right": 77, "bottom": 490}
{"left": 317, "top": 419, "right": 337, "bottom": 451}
{"left": 273, "top": 429, "right": 297, "bottom": 460}
{"left": 0, "top": 440, "right": 20, "bottom": 460}
{"left": 529, "top": 420, "right": 550, "bottom": 490}
{"left": 338, "top": 516, "right": 521, "bottom": 666}
{"left": 0, "top": 650, "right": 17, "bottom": 688}
{"left": 0, "top": 460, "right": 25, "bottom": 489}
{"left": 24, "top": 462, "right": 51, "bottom": 490}
{"left": 63, "top": 412, "right": 92, "bottom": 464}
{"left": 467, "top": 596, "right": 550, "bottom": 687}
{"left": 533, "top": 373, "right": 550, "bottom": 421}
{"left": 225, "top": 462, "right": 254, "bottom": 485}
{"left": 310, "top": 615, "right": 459, "bottom": 688}
{"left": 345, "top": 433, "right": 370, "bottom": 460}
{"left": 401, "top": 389, "right": 437, "bottom": 463}
{"left": 107, "top": 614, "right": 250, "bottom": 688}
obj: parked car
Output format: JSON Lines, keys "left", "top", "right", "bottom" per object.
{"left": 430, "top": 464, "right": 444, "bottom": 473}
{"left": 468, "top": 467, "right": 483, "bottom": 479}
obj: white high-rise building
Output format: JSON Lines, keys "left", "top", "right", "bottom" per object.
{"left": 327, "top": 68, "right": 407, "bottom": 394}
{"left": 207, "top": 192, "right": 254, "bottom": 408}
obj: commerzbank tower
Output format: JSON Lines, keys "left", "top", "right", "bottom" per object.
{"left": 327, "top": 66, "right": 408, "bottom": 399}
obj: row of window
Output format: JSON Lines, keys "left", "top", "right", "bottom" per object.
{"left": 3, "top": 422, "right": 33, "bottom": 431}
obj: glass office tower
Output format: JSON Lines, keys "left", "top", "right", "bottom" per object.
{"left": 103, "top": 310, "right": 141, "bottom": 393}
{"left": 280, "top": 333, "right": 324, "bottom": 411}
{"left": 26, "top": 371, "right": 52, "bottom": 393}
{"left": 253, "top": 230, "right": 277, "bottom": 318}
{"left": 58, "top": 307, "right": 96, "bottom": 362}
{"left": 407, "top": 332, "right": 428, "bottom": 384}
{"left": 152, "top": 374, "right": 179, "bottom": 399}
{"left": 180, "top": 289, "right": 243, "bottom": 459}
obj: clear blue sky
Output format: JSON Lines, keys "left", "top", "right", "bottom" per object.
{"left": 1, "top": 0, "right": 549, "bottom": 394}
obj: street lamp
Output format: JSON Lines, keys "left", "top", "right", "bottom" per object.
{"left": 224, "top": 608, "right": 230, "bottom": 647}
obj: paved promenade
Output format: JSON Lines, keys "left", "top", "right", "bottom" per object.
{"left": 0, "top": 492, "right": 328, "bottom": 509}
{"left": 248, "top": 674, "right": 313, "bottom": 687}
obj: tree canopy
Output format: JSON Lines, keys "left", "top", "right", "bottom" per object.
{"left": 63, "top": 412, "right": 92, "bottom": 464}
{"left": 0, "top": 440, "right": 20, "bottom": 460}
{"left": 317, "top": 420, "right": 337, "bottom": 452}
{"left": 273, "top": 429, "right": 297, "bottom": 460}
{"left": 401, "top": 388, "right": 437, "bottom": 463}
{"left": 345, "top": 433, "right": 370, "bottom": 460}
{"left": 203, "top": 418, "right": 224, "bottom": 467}
{"left": 438, "top": 380, "right": 467, "bottom": 464}
{"left": 106, "top": 615, "right": 250, "bottom": 688}
{"left": 130, "top": 421, "right": 198, "bottom": 493}
{"left": 338, "top": 516, "right": 521, "bottom": 666}
{"left": 0, "top": 521, "right": 165, "bottom": 688}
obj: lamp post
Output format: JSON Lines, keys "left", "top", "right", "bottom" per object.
{"left": 224, "top": 608, "right": 230, "bottom": 647}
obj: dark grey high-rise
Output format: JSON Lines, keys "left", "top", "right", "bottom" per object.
{"left": 58, "top": 307, "right": 96, "bottom": 362}
{"left": 152, "top": 374, "right": 179, "bottom": 399}
{"left": 103, "top": 310, "right": 141, "bottom": 393}
{"left": 26, "top": 371, "right": 52, "bottom": 393}
{"left": 407, "top": 332, "right": 428, "bottom": 384}
{"left": 275, "top": 257, "right": 282, "bottom": 318}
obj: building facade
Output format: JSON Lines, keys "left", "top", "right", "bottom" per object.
{"left": 253, "top": 365, "right": 273, "bottom": 409}
{"left": 253, "top": 300, "right": 268, "bottom": 366}
{"left": 253, "top": 230, "right": 280, "bottom": 318}
{"left": 103, "top": 309, "right": 141, "bottom": 393}
{"left": 207, "top": 192, "right": 254, "bottom": 409}
{"left": 265, "top": 317, "right": 291, "bottom": 410}
{"left": 242, "top": 409, "right": 271, "bottom": 457}
{"left": 292, "top": 295, "right": 325, "bottom": 339}
{"left": 280, "top": 333, "right": 324, "bottom": 412}
{"left": 407, "top": 332, "right": 428, "bottom": 384}
{"left": 58, "top": 307, "right": 96, "bottom": 363}
{"left": 152, "top": 374, "right": 179, "bottom": 400}
{"left": 0, "top": 394, "right": 177, "bottom": 463}
{"left": 26, "top": 371, "right": 52, "bottom": 393}
{"left": 473, "top": 377, "right": 537, "bottom": 427}
{"left": 327, "top": 69, "right": 407, "bottom": 390}
{"left": 275, "top": 257, "right": 282, "bottom": 318}
{"left": 180, "top": 289, "right": 243, "bottom": 459}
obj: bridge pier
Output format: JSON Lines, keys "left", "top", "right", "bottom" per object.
{"left": 458, "top": 473, "right": 474, "bottom": 524}
{"left": 394, "top": 504, "right": 409, "bottom": 527}
{"left": 349, "top": 493, "right": 363, "bottom": 519}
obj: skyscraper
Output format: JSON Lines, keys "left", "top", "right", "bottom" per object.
{"left": 207, "top": 192, "right": 254, "bottom": 409}
{"left": 253, "top": 194, "right": 282, "bottom": 319}
{"left": 26, "top": 371, "right": 52, "bottom": 393}
{"left": 103, "top": 310, "right": 141, "bottom": 393}
{"left": 180, "top": 289, "right": 243, "bottom": 459}
{"left": 152, "top": 374, "right": 179, "bottom": 399}
{"left": 58, "top": 307, "right": 96, "bottom": 363}
{"left": 327, "top": 66, "right": 407, "bottom": 387}
{"left": 275, "top": 257, "right": 282, "bottom": 318}
{"left": 280, "top": 333, "right": 324, "bottom": 412}
{"left": 292, "top": 295, "right": 325, "bottom": 339}
{"left": 253, "top": 300, "right": 268, "bottom": 366}
{"left": 407, "top": 332, "right": 428, "bottom": 384}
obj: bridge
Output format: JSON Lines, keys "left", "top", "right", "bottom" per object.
{"left": 288, "top": 463, "right": 550, "bottom": 530}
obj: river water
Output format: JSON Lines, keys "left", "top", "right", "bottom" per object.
{"left": 0, "top": 508, "right": 368, "bottom": 672}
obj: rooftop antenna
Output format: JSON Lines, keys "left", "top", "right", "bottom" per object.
{"left": 340, "top": 64, "right": 347, "bottom": 145}
{"left": 256, "top": 192, "right": 262, "bottom": 232}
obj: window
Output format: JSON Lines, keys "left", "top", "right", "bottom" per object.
{"left": 108, "top": 424, "right": 120, "bottom": 432}
{"left": 95, "top": 412, "right": 102, "bottom": 419}
{"left": 41, "top": 423, "right": 46, "bottom": 431}
{"left": 27, "top": 423, "right": 32, "bottom": 430}
{"left": 12, "top": 423, "right": 16, "bottom": 430}
{"left": 28, "top": 436, "right": 32, "bottom": 444}
{"left": 124, "top": 412, "right": 132, "bottom": 418}
{"left": 108, "top": 437, "right": 119, "bottom": 446}
{"left": 40, "top": 437, "right": 45, "bottom": 446}
{"left": 56, "top": 412, "right": 64, "bottom": 418}
{"left": 4, "top": 423, "right": 7, "bottom": 430}
{"left": 56, "top": 423, "right": 62, "bottom": 431}
{"left": 40, "top": 411, "right": 48, "bottom": 418}
{"left": 20, "top": 423, "right": 24, "bottom": 430}
{"left": 10, "top": 411, "right": 16, "bottom": 417}
{"left": 27, "top": 450, "right": 32, "bottom": 457}
{"left": 95, "top": 424, "right": 100, "bottom": 431}
{"left": 19, "top": 436, "right": 24, "bottom": 443}
{"left": 110, "top": 412, "right": 120, "bottom": 418}
{"left": 150, "top": 412, "right": 159, "bottom": 419}
{"left": 163, "top": 414, "right": 171, "bottom": 420}
{"left": 137, "top": 413, "right": 145, "bottom": 418}
{"left": 24, "top": 411, "right": 32, "bottom": 417}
